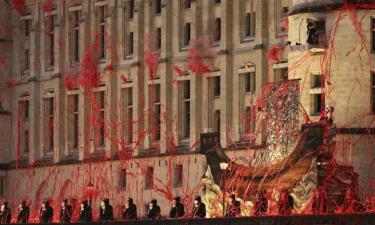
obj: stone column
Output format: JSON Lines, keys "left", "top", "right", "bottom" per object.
{"left": 219, "top": 0, "right": 233, "bottom": 147}
{"left": 131, "top": 0, "right": 145, "bottom": 155}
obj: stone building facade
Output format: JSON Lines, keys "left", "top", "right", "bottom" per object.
{"left": 0, "top": 0, "right": 373, "bottom": 219}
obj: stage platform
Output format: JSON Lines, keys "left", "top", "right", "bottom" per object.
{"left": 19, "top": 213, "right": 375, "bottom": 225}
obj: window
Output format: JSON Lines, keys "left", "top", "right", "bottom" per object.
{"left": 214, "top": 110, "right": 220, "bottom": 132}
{"left": 275, "top": 68, "right": 288, "bottom": 81}
{"left": 215, "top": 0, "right": 221, "bottom": 4}
{"left": 46, "top": 15, "right": 55, "bottom": 67}
{"left": 215, "top": 18, "right": 221, "bottom": 41}
{"left": 97, "top": 91, "right": 105, "bottom": 146}
{"left": 184, "top": 80, "right": 190, "bottom": 100}
{"left": 120, "top": 169, "right": 126, "bottom": 190}
{"left": 244, "top": 106, "right": 255, "bottom": 134}
{"left": 98, "top": 6, "right": 106, "bottom": 59}
{"left": 72, "top": 95, "right": 79, "bottom": 149}
{"left": 24, "top": 19, "right": 30, "bottom": 38}
{"left": 0, "top": 178, "right": 3, "bottom": 196}
{"left": 152, "top": 84, "right": 161, "bottom": 103}
{"left": 245, "top": 73, "right": 255, "bottom": 93}
{"left": 25, "top": 49, "right": 29, "bottom": 70}
{"left": 312, "top": 74, "right": 324, "bottom": 88}
{"left": 145, "top": 167, "right": 154, "bottom": 189}
{"left": 372, "top": 73, "right": 375, "bottom": 112}
{"left": 175, "top": 165, "right": 183, "bottom": 187}
{"left": 129, "top": 32, "right": 134, "bottom": 54}
{"left": 24, "top": 130, "right": 29, "bottom": 152}
{"left": 71, "top": 9, "right": 80, "bottom": 62}
{"left": 155, "top": 0, "right": 161, "bottom": 14}
{"left": 123, "top": 88, "right": 133, "bottom": 144}
{"left": 252, "top": 12, "right": 256, "bottom": 36}
{"left": 214, "top": 76, "right": 220, "bottom": 97}
{"left": 315, "top": 20, "right": 326, "bottom": 45}
{"left": 185, "top": 0, "right": 191, "bottom": 9}
{"left": 245, "top": 13, "right": 251, "bottom": 37}
{"left": 185, "top": 102, "right": 190, "bottom": 138}
{"left": 156, "top": 28, "right": 161, "bottom": 49}
{"left": 129, "top": 0, "right": 134, "bottom": 19}
{"left": 151, "top": 84, "right": 161, "bottom": 141}
{"left": 184, "top": 23, "right": 191, "bottom": 46}
{"left": 24, "top": 101, "right": 29, "bottom": 119}
{"left": 280, "top": 7, "right": 289, "bottom": 32}
{"left": 314, "top": 94, "right": 324, "bottom": 114}
{"left": 46, "top": 98, "right": 54, "bottom": 152}
{"left": 155, "top": 105, "right": 161, "bottom": 140}
{"left": 373, "top": 18, "right": 375, "bottom": 52}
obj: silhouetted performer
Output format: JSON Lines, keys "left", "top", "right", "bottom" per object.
{"left": 17, "top": 201, "right": 30, "bottom": 223}
{"left": 312, "top": 188, "right": 327, "bottom": 214}
{"left": 262, "top": 190, "right": 268, "bottom": 213}
{"left": 306, "top": 19, "right": 316, "bottom": 45}
{"left": 39, "top": 201, "right": 54, "bottom": 223}
{"left": 122, "top": 198, "right": 137, "bottom": 220}
{"left": 60, "top": 199, "right": 72, "bottom": 223}
{"left": 278, "top": 188, "right": 294, "bottom": 215}
{"left": 0, "top": 202, "right": 11, "bottom": 223}
{"left": 254, "top": 191, "right": 262, "bottom": 216}
{"left": 99, "top": 198, "right": 113, "bottom": 221}
{"left": 191, "top": 196, "right": 206, "bottom": 218}
{"left": 226, "top": 194, "right": 241, "bottom": 217}
{"left": 79, "top": 200, "right": 92, "bottom": 222}
{"left": 147, "top": 199, "right": 161, "bottom": 220}
{"left": 169, "top": 197, "right": 185, "bottom": 219}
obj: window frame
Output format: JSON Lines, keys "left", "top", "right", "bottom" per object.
{"left": 145, "top": 167, "right": 154, "bottom": 189}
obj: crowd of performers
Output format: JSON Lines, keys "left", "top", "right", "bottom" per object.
{"left": 0, "top": 187, "right": 365, "bottom": 223}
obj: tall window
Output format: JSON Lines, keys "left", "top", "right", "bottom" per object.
{"left": 214, "top": 76, "right": 220, "bottom": 97}
{"left": 245, "top": 13, "right": 251, "bottom": 37}
{"left": 97, "top": 91, "right": 105, "bottom": 146}
{"left": 25, "top": 49, "right": 29, "bottom": 70}
{"left": 175, "top": 165, "right": 183, "bottom": 188}
{"left": 46, "top": 15, "right": 55, "bottom": 67}
{"left": 314, "top": 94, "right": 324, "bottom": 114}
{"left": 244, "top": 106, "right": 255, "bottom": 134}
{"left": 155, "top": 0, "right": 161, "bottom": 14}
{"left": 123, "top": 88, "right": 133, "bottom": 144}
{"left": 245, "top": 73, "right": 256, "bottom": 93}
{"left": 120, "top": 169, "right": 126, "bottom": 190}
{"left": 183, "top": 81, "right": 190, "bottom": 138}
{"left": 25, "top": 130, "right": 29, "bottom": 152}
{"left": 145, "top": 167, "right": 154, "bottom": 189}
{"left": 98, "top": 6, "right": 106, "bottom": 59}
{"left": 129, "top": 0, "right": 134, "bottom": 19}
{"left": 129, "top": 32, "right": 134, "bottom": 54}
{"left": 0, "top": 178, "right": 3, "bottom": 196}
{"left": 24, "top": 19, "right": 30, "bottom": 38}
{"left": 156, "top": 28, "right": 161, "bottom": 49}
{"left": 24, "top": 101, "right": 29, "bottom": 119}
{"left": 185, "top": 0, "right": 191, "bottom": 9}
{"left": 71, "top": 9, "right": 80, "bottom": 62}
{"left": 215, "top": 18, "right": 221, "bottom": 41}
{"left": 214, "top": 110, "right": 220, "bottom": 132}
{"left": 372, "top": 18, "right": 375, "bottom": 52}
{"left": 72, "top": 95, "right": 79, "bottom": 149}
{"left": 151, "top": 84, "right": 161, "bottom": 141}
{"left": 184, "top": 23, "right": 191, "bottom": 46}
{"left": 281, "top": 7, "right": 289, "bottom": 32}
{"left": 372, "top": 73, "right": 375, "bottom": 112}
{"left": 46, "top": 98, "right": 54, "bottom": 152}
